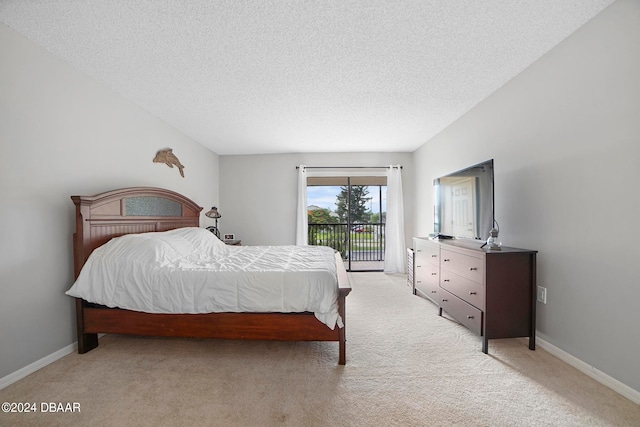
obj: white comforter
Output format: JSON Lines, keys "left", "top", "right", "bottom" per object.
{"left": 66, "top": 227, "right": 342, "bottom": 329}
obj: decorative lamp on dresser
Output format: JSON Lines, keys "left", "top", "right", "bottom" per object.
{"left": 413, "top": 237, "right": 537, "bottom": 354}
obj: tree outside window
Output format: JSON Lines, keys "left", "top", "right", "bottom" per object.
{"left": 335, "top": 185, "right": 372, "bottom": 224}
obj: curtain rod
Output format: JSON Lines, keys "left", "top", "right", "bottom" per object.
{"left": 296, "top": 165, "right": 402, "bottom": 169}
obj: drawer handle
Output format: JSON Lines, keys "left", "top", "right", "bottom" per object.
{"left": 469, "top": 291, "right": 477, "bottom": 295}
{"left": 443, "top": 279, "right": 450, "bottom": 282}
{"left": 467, "top": 315, "right": 474, "bottom": 319}
{"left": 417, "top": 281, "right": 422, "bottom": 284}
{"left": 431, "top": 273, "right": 437, "bottom": 276}
{"left": 431, "top": 254, "right": 437, "bottom": 258}
{"left": 442, "top": 299, "right": 448, "bottom": 302}
{"left": 469, "top": 267, "right": 477, "bottom": 271}
{"left": 417, "top": 265, "right": 422, "bottom": 267}
{"left": 431, "top": 290, "right": 437, "bottom": 293}
{"left": 443, "top": 259, "right": 450, "bottom": 262}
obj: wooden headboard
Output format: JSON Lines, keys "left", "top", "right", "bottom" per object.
{"left": 71, "top": 187, "right": 202, "bottom": 278}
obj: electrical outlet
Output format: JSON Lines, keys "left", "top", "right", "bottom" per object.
{"left": 537, "top": 286, "right": 547, "bottom": 304}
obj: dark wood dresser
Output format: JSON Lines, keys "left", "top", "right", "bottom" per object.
{"left": 413, "top": 237, "right": 537, "bottom": 353}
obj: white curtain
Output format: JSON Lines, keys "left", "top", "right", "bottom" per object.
{"left": 384, "top": 165, "right": 406, "bottom": 273}
{"left": 295, "top": 165, "right": 308, "bottom": 245}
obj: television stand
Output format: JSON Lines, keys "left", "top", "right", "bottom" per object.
{"left": 413, "top": 237, "right": 537, "bottom": 353}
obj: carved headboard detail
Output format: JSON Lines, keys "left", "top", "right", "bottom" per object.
{"left": 71, "top": 187, "right": 202, "bottom": 278}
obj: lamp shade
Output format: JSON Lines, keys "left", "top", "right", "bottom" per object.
{"left": 205, "top": 207, "right": 221, "bottom": 219}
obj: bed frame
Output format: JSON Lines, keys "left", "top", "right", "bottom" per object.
{"left": 71, "top": 187, "right": 351, "bottom": 364}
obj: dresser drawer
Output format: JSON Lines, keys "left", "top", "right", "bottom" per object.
{"left": 440, "top": 271, "right": 485, "bottom": 310}
{"left": 415, "top": 257, "right": 439, "bottom": 304}
{"left": 439, "top": 289, "right": 482, "bottom": 335}
{"left": 414, "top": 240, "right": 439, "bottom": 266}
{"left": 415, "top": 279, "right": 439, "bottom": 303}
{"left": 415, "top": 262, "right": 439, "bottom": 286}
{"left": 441, "top": 249, "right": 484, "bottom": 283}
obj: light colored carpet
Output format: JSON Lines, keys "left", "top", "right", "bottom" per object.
{"left": 1, "top": 272, "right": 639, "bottom": 426}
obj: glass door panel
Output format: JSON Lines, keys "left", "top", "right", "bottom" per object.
{"left": 307, "top": 177, "right": 386, "bottom": 272}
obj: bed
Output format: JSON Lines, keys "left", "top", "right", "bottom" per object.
{"left": 69, "top": 187, "right": 351, "bottom": 364}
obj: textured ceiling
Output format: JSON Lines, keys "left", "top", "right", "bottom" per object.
{"left": 0, "top": 0, "right": 615, "bottom": 155}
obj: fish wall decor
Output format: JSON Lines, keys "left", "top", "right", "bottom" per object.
{"left": 153, "top": 148, "right": 185, "bottom": 177}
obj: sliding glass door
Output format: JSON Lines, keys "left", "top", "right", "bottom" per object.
{"left": 307, "top": 176, "right": 387, "bottom": 272}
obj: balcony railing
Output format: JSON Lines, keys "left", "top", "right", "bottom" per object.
{"left": 308, "top": 223, "right": 385, "bottom": 263}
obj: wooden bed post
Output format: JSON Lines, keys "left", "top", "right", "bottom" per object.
{"left": 336, "top": 253, "right": 351, "bottom": 365}
{"left": 338, "top": 295, "right": 347, "bottom": 366}
{"left": 75, "top": 299, "right": 98, "bottom": 353}
{"left": 71, "top": 198, "right": 98, "bottom": 353}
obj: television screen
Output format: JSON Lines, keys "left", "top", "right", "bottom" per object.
{"left": 433, "top": 159, "right": 494, "bottom": 240}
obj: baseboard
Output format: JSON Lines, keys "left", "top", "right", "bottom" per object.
{"left": 0, "top": 334, "right": 110, "bottom": 390}
{"left": 0, "top": 342, "right": 77, "bottom": 390}
{"left": 537, "top": 337, "right": 640, "bottom": 404}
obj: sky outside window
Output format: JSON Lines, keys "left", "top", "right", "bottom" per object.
{"left": 307, "top": 186, "right": 386, "bottom": 214}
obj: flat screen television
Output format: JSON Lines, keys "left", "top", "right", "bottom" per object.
{"left": 433, "top": 159, "right": 494, "bottom": 240}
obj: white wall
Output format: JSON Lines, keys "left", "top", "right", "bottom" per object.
{"left": 0, "top": 23, "right": 219, "bottom": 379}
{"left": 219, "top": 152, "right": 414, "bottom": 246}
{"left": 413, "top": 0, "right": 640, "bottom": 393}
